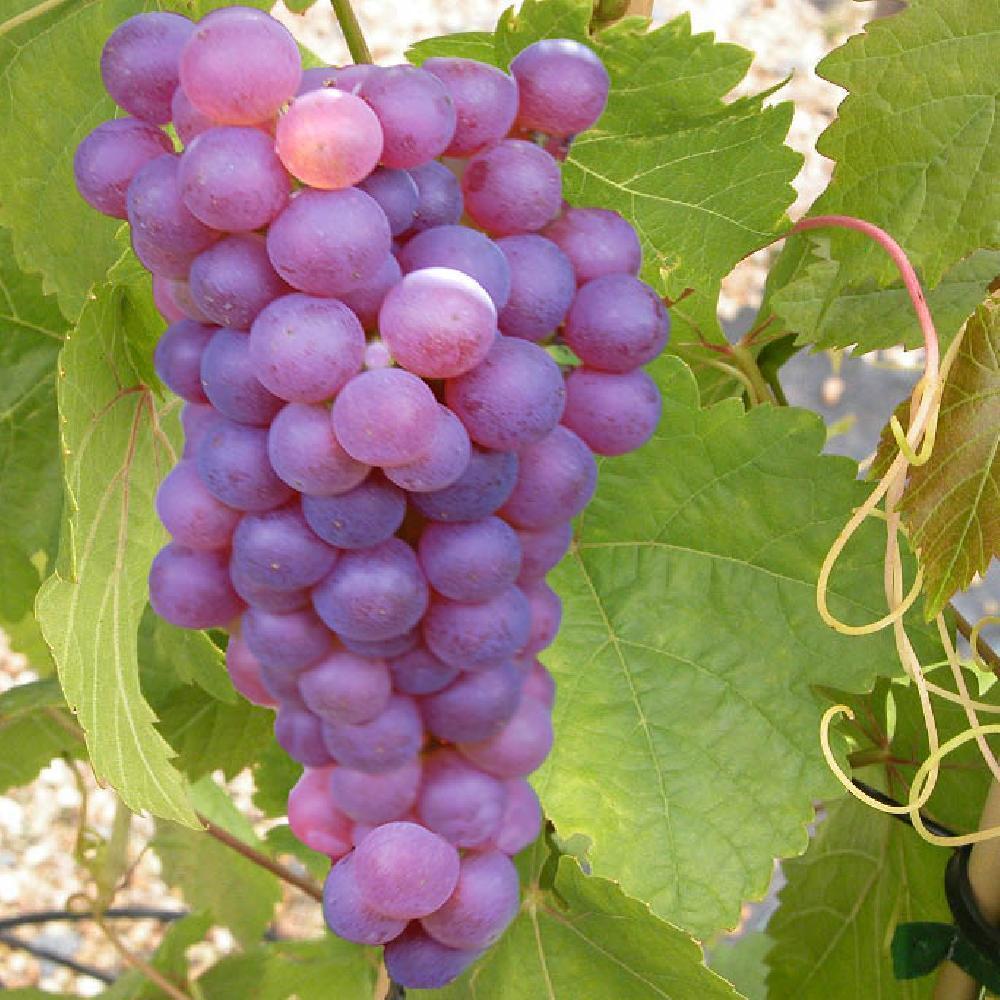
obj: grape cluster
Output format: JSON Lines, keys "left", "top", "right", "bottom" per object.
{"left": 74, "top": 6, "right": 670, "bottom": 988}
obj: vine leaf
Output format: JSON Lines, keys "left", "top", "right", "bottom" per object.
{"left": 537, "top": 356, "right": 944, "bottom": 937}
{"left": 35, "top": 278, "right": 198, "bottom": 828}
{"left": 0, "top": 677, "right": 81, "bottom": 792}
{"left": 423, "top": 838, "right": 740, "bottom": 999}
{"left": 897, "top": 297, "right": 1000, "bottom": 618}
{"left": 253, "top": 738, "right": 302, "bottom": 817}
{"left": 767, "top": 671, "right": 996, "bottom": 997}
{"left": 708, "top": 933, "right": 769, "bottom": 1000}
{"left": 410, "top": 0, "right": 802, "bottom": 300}
{"left": 768, "top": 0, "right": 1000, "bottom": 348}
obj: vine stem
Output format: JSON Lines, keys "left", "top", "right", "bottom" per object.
{"left": 95, "top": 911, "right": 194, "bottom": 1000}
{"left": 953, "top": 605, "right": 1000, "bottom": 674}
{"left": 0, "top": 0, "right": 74, "bottom": 36}
{"left": 330, "top": 0, "right": 373, "bottom": 64}
{"left": 198, "top": 815, "right": 323, "bottom": 902}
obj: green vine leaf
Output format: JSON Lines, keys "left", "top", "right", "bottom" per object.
{"left": 708, "top": 933, "right": 769, "bottom": 1000}
{"left": 897, "top": 297, "right": 1000, "bottom": 618}
{"left": 253, "top": 738, "right": 302, "bottom": 817}
{"left": 36, "top": 278, "right": 198, "bottom": 828}
{"left": 536, "top": 356, "right": 944, "bottom": 937}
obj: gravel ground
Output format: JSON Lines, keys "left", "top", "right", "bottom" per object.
{"left": 8, "top": 0, "right": 995, "bottom": 994}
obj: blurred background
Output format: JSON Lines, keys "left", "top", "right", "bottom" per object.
{"left": 3, "top": 0, "right": 995, "bottom": 994}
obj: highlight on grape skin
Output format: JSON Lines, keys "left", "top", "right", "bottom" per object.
{"left": 73, "top": 10, "right": 671, "bottom": 989}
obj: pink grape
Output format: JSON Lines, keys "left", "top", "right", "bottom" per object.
{"left": 416, "top": 749, "right": 506, "bottom": 848}
{"left": 275, "top": 704, "right": 333, "bottom": 767}
{"left": 424, "top": 57, "right": 519, "bottom": 157}
{"left": 131, "top": 231, "right": 196, "bottom": 280}
{"left": 101, "top": 13, "right": 194, "bottom": 124}
{"left": 514, "top": 521, "right": 573, "bottom": 583}
{"left": 288, "top": 767, "right": 353, "bottom": 857}
{"left": 410, "top": 446, "right": 518, "bottom": 523}
{"left": 462, "top": 139, "right": 562, "bottom": 236}
{"left": 149, "top": 543, "right": 242, "bottom": 629}
{"left": 418, "top": 517, "right": 521, "bottom": 602}
{"left": 301, "top": 474, "right": 406, "bottom": 550}
{"left": 331, "top": 369, "right": 438, "bottom": 467}
{"left": 379, "top": 267, "right": 496, "bottom": 378}
{"left": 338, "top": 254, "right": 402, "bottom": 331}
{"left": 510, "top": 39, "right": 610, "bottom": 137}
{"left": 275, "top": 88, "right": 383, "bottom": 189}
{"left": 180, "top": 402, "right": 216, "bottom": 459}
{"left": 542, "top": 206, "right": 641, "bottom": 284}
{"left": 179, "top": 6, "right": 302, "bottom": 125}
{"left": 343, "top": 629, "right": 420, "bottom": 660}
{"left": 199, "top": 328, "right": 283, "bottom": 426}
{"left": 153, "top": 319, "right": 215, "bottom": 404}
{"left": 322, "top": 694, "right": 425, "bottom": 773}
{"left": 353, "top": 821, "right": 460, "bottom": 919}
{"left": 330, "top": 756, "right": 422, "bottom": 824}
{"left": 225, "top": 634, "right": 277, "bottom": 707}
{"left": 421, "top": 661, "right": 522, "bottom": 744}
{"left": 492, "top": 778, "right": 543, "bottom": 855}
{"left": 423, "top": 586, "right": 531, "bottom": 671}
{"left": 242, "top": 606, "right": 334, "bottom": 672}
{"left": 268, "top": 403, "right": 370, "bottom": 497}
{"left": 562, "top": 367, "right": 662, "bottom": 456}
{"left": 496, "top": 234, "right": 575, "bottom": 342}
{"left": 156, "top": 459, "right": 240, "bottom": 550}
{"left": 383, "top": 406, "right": 471, "bottom": 494}
{"left": 388, "top": 645, "right": 460, "bottom": 696}
{"left": 248, "top": 293, "right": 365, "bottom": 403}
{"left": 230, "top": 560, "right": 309, "bottom": 616}
{"left": 521, "top": 579, "right": 562, "bottom": 656}
{"left": 171, "top": 86, "right": 214, "bottom": 144}
{"left": 359, "top": 65, "right": 457, "bottom": 168}
{"left": 73, "top": 118, "right": 173, "bottom": 219}
{"left": 323, "top": 853, "right": 407, "bottom": 945}
{"left": 522, "top": 660, "right": 556, "bottom": 709}
{"left": 358, "top": 167, "right": 419, "bottom": 236}
{"left": 298, "top": 650, "right": 393, "bottom": 725}
{"left": 459, "top": 694, "right": 554, "bottom": 778}
{"left": 384, "top": 925, "right": 482, "bottom": 990}
{"left": 407, "top": 161, "right": 462, "bottom": 233}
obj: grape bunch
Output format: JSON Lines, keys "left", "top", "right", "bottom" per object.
{"left": 74, "top": 6, "right": 669, "bottom": 988}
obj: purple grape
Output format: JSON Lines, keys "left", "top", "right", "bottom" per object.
{"left": 337, "top": 255, "right": 401, "bottom": 331}
{"left": 298, "top": 651, "right": 392, "bottom": 725}
{"left": 101, "top": 13, "right": 194, "bottom": 124}
{"left": 331, "top": 369, "right": 438, "bottom": 467}
{"left": 423, "top": 586, "right": 531, "bottom": 671}
{"left": 266, "top": 188, "right": 391, "bottom": 296}
{"left": 242, "top": 606, "right": 334, "bottom": 672}
{"left": 153, "top": 319, "right": 215, "bottom": 404}
{"left": 167, "top": 279, "right": 211, "bottom": 322}
{"left": 330, "top": 756, "right": 421, "bottom": 824}
{"left": 199, "top": 328, "right": 283, "bottom": 426}
{"left": 131, "top": 232, "right": 196, "bottom": 280}
{"left": 384, "top": 924, "right": 482, "bottom": 990}
{"left": 462, "top": 140, "right": 562, "bottom": 236}
{"left": 127, "top": 154, "right": 218, "bottom": 255}
{"left": 542, "top": 207, "right": 641, "bottom": 284}
{"left": 322, "top": 694, "right": 424, "bottom": 773}
{"left": 153, "top": 275, "right": 186, "bottom": 322}
{"left": 312, "top": 539, "right": 429, "bottom": 643}
{"left": 562, "top": 367, "right": 662, "bottom": 456}
{"left": 225, "top": 634, "right": 278, "bottom": 707}
{"left": 418, "top": 517, "right": 521, "bottom": 603}
{"left": 459, "top": 694, "right": 553, "bottom": 778}
{"left": 423, "top": 57, "right": 518, "bottom": 157}
{"left": 522, "top": 579, "right": 562, "bottom": 656}
{"left": 398, "top": 225, "right": 510, "bottom": 310}
{"left": 189, "top": 234, "right": 289, "bottom": 330}
{"left": 178, "top": 126, "right": 290, "bottom": 231}
{"left": 248, "top": 293, "right": 365, "bottom": 404}
{"left": 73, "top": 118, "right": 173, "bottom": 219}
{"left": 359, "top": 66, "right": 456, "bottom": 169}
{"left": 422, "top": 850, "right": 520, "bottom": 950}
{"left": 510, "top": 39, "right": 610, "bottom": 137}
{"left": 342, "top": 629, "right": 420, "bottom": 660}
{"left": 564, "top": 274, "right": 669, "bottom": 372}
{"left": 380, "top": 268, "right": 496, "bottom": 379}
{"left": 288, "top": 767, "right": 353, "bottom": 858}
{"left": 275, "top": 88, "right": 383, "bottom": 189}
{"left": 178, "top": 6, "right": 301, "bottom": 125}
{"left": 149, "top": 544, "right": 243, "bottom": 629}
{"left": 268, "top": 403, "right": 370, "bottom": 496}
{"left": 196, "top": 416, "right": 294, "bottom": 512}
{"left": 514, "top": 521, "right": 573, "bottom": 583}
{"left": 171, "top": 86, "right": 213, "bottom": 144}
{"left": 275, "top": 704, "right": 333, "bottom": 767}
{"left": 421, "top": 661, "right": 522, "bottom": 743}
{"left": 230, "top": 559, "right": 310, "bottom": 615}
{"left": 522, "top": 659, "right": 556, "bottom": 709}
{"left": 323, "top": 853, "right": 407, "bottom": 945}
{"left": 492, "top": 778, "right": 542, "bottom": 855}
{"left": 231, "top": 504, "right": 336, "bottom": 593}
{"left": 406, "top": 161, "right": 462, "bottom": 234}
{"left": 358, "top": 168, "right": 419, "bottom": 236}
{"left": 445, "top": 337, "right": 565, "bottom": 451}
{"left": 180, "top": 402, "right": 216, "bottom": 459}
{"left": 384, "top": 406, "right": 471, "bottom": 495}
{"left": 497, "top": 234, "right": 575, "bottom": 342}
{"left": 388, "top": 645, "right": 460, "bottom": 696}
{"left": 156, "top": 459, "right": 240, "bottom": 550}
{"left": 331, "top": 63, "right": 379, "bottom": 93}
{"left": 411, "top": 447, "right": 518, "bottom": 523}
{"left": 499, "top": 426, "right": 597, "bottom": 529}
{"left": 301, "top": 474, "right": 405, "bottom": 550}
{"left": 416, "top": 749, "right": 506, "bottom": 848}
{"left": 353, "top": 821, "right": 459, "bottom": 918}
{"left": 296, "top": 65, "right": 339, "bottom": 95}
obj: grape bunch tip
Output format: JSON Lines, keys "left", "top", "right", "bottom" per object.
{"left": 75, "top": 4, "right": 671, "bottom": 988}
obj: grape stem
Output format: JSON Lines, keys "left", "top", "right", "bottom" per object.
{"left": 331, "top": 0, "right": 373, "bottom": 64}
